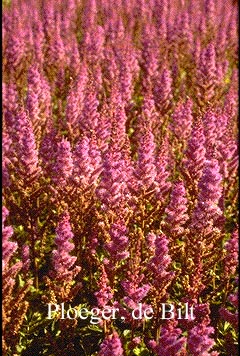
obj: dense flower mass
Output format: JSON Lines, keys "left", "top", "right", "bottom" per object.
{"left": 2, "top": 0, "right": 238, "bottom": 355}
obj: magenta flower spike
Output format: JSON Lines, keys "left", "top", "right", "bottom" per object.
{"left": 170, "top": 98, "right": 193, "bottom": 141}
{"left": 96, "top": 143, "right": 128, "bottom": 212}
{"left": 72, "top": 135, "right": 92, "bottom": 186}
{"left": 191, "top": 159, "right": 223, "bottom": 232}
{"left": 204, "top": 0, "right": 216, "bottom": 28}
{"left": 3, "top": 83, "right": 19, "bottom": 130}
{"left": 2, "top": 204, "right": 23, "bottom": 302}
{"left": 17, "top": 115, "right": 42, "bottom": 180}
{"left": 135, "top": 122, "right": 157, "bottom": 191}
{"left": 121, "top": 274, "right": 150, "bottom": 307}
{"left": 2, "top": 131, "right": 12, "bottom": 188}
{"left": 188, "top": 324, "right": 216, "bottom": 356}
{"left": 224, "top": 229, "right": 238, "bottom": 276}
{"left": 2, "top": 206, "right": 18, "bottom": 269}
{"left": 147, "top": 233, "right": 174, "bottom": 285}
{"left": 141, "top": 23, "right": 159, "bottom": 93}
{"left": 155, "top": 140, "right": 172, "bottom": 202}
{"left": 21, "top": 244, "right": 30, "bottom": 273}
{"left": 94, "top": 265, "right": 113, "bottom": 308}
{"left": 165, "top": 181, "right": 189, "bottom": 236}
{"left": 51, "top": 211, "right": 80, "bottom": 282}
{"left": 82, "top": 81, "right": 100, "bottom": 133}
{"left": 196, "top": 43, "right": 217, "bottom": 102}
{"left": 104, "top": 220, "right": 129, "bottom": 263}
{"left": 183, "top": 120, "right": 206, "bottom": 182}
{"left": 153, "top": 67, "right": 173, "bottom": 112}
{"left": 52, "top": 137, "right": 73, "bottom": 187}
{"left": 88, "top": 133, "right": 102, "bottom": 186}
{"left": 149, "top": 322, "right": 186, "bottom": 356}
{"left": 46, "top": 16, "right": 66, "bottom": 69}
{"left": 98, "top": 331, "right": 124, "bottom": 356}
{"left": 5, "top": 23, "right": 25, "bottom": 72}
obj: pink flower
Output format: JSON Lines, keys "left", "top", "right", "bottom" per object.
{"left": 98, "top": 331, "right": 124, "bottom": 356}
{"left": 165, "top": 181, "right": 189, "bottom": 236}
{"left": 52, "top": 137, "right": 73, "bottom": 187}
{"left": 51, "top": 211, "right": 80, "bottom": 282}
{"left": 191, "top": 159, "right": 223, "bottom": 232}
{"left": 149, "top": 322, "right": 186, "bottom": 356}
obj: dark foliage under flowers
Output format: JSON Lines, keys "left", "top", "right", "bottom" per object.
{"left": 2, "top": 0, "right": 238, "bottom": 355}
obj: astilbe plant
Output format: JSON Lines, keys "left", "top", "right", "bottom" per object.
{"left": 43, "top": 211, "right": 81, "bottom": 304}
{"left": 2, "top": 205, "right": 32, "bottom": 355}
{"left": 98, "top": 331, "right": 124, "bottom": 356}
{"left": 148, "top": 321, "right": 187, "bottom": 356}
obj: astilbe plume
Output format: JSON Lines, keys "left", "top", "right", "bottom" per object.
{"left": 216, "top": 133, "right": 237, "bottom": 179}
{"left": 223, "top": 76, "right": 238, "bottom": 120}
{"left": 191, "top": 159, "right": 223, "bottom": 233}
{"left": 97, "top": 101, "right": 112, "bottom": 152}
{"left": 165, "top": 181, "right": 189, "bottom": 237}
{"left": 81, "top": 80, "right": 100, "bottom": 133}
{"left": 135, "top": 122, "right": 157, "bottom": 191}
{"left": 117, "top": 45, "right": 137, "bottom": 105}
{"left": 32, "top": 11, "right": 45, "bottom": 66}
{"left": 147, "top": 233, "right": 174, "bottom": 289}
{"left": 25, "top": 65, "right": 43, "bottom": 138}
{"left": 46, "top": 15, "right": 66, "bottom": 71}
{"left": 141, "top": 23, "right": 159, "bottom": 93}
{"left": 2, "top": 131, "right": 12, "bottom": 188}
{"left": 2, "top": 83, "right": 19, "bottom": 130}
{"left": 178, "top": 10, "right": 193, "bottom": 50}
{"left": 51, "top": 211, "right": 80, "bottom": 282}
{"left": 155, "top": 140, "right": 172, "bottom": 202}
{"left": 96, "top": 143, "right": 128, "bottom": 212}
{"left": 72, "top": 135, "right": 93, "bottom": 187}
{"left": 213, "top": 110, "right": 228, "bottom": 140}
{"left": 65, "top": 68, "right": 88, "bottom": 138}
{"left": 196, "top": 43, "right": 217, "bottom": 104}
{"left": 94, "top": 265, "right": 113, "bottom": 308}
{"left": 141, "top": 95, "right": 158, "bottom": 135}
{"left": 149, "top": 321, "right": 187, "bottom": 356}
{"left": 204, "top": 0, "right": 216, "bottom": 29}
{"left": 154, "top": 0, "right": 168, "bottom": 39}
{"left": 5, "top": 21, "right": 25, "bottom": 75}
{"left": 52, "top": 137, "right": 73, "bottom": 187}
{"left": 202, "top": 110, "right": 218, "bottom": 158}
{"left": 187, "top": 325, "right": 218, "bottom": 355}
{"left": 178, "top": 302, "right": 219, "bottom": 355}
{"left": 18, "top": 119, "right": 41, "bottom": 181}
{"left": 2, "top": 206, "right": 32, "bottom": 355}
{"left": 170, "top": 98, "right": 193, "bottom": 143}
{"left": 2, "top": 206, "right": 19, "bottom": 271}
{"left": 10, "top": 108, "right": 42, "bottom": 183}
{"left": 104, "top": 220, "right": 129, "bottom": 266}
{"left": 223, "top": 229, "right": 238, "bottom": 276}
{"left": 73, "top": 132, "right": 102, "bottom": 188}
{"left": 26, "top": 65, "right": 52, "bottom": 140}
{"left": 21, "top": 244, "right": 30, "bottom": 273}
{"left": 88, "top": 132, "right": 102, "bottom": 186}
{"left": 110, "top": 94, "right": 128, "bottom": 147}
{"left": 153, "top": 67, "right": 173, "bottom": 113}
{"left": 68, "top": 38, "right": 81, "bottom": 77}
{"left": 39, "top": 122, "right": 59, "bottom": 179}
{"left": 120, "top": 272, "right": 151, "bottom": 321}
{"left": 183, "top": 119, "right": 206, "bottom": 182}
{"left": 98, "top": 331, "right": 124, "bottom": 356}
